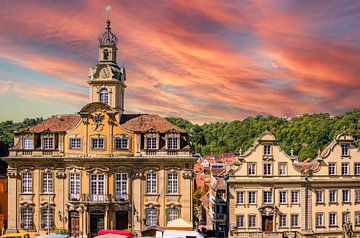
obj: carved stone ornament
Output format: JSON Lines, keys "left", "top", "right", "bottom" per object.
{"left": 182, "top": 170, "right": 193, "bottom": 179}
{"left": 91, "top": 113, "right": 105, "bottom": 132}
{"left": 86, "top": 167, "right": 109, "bottom": 175}
{"left": 56, "top": 169, "right": 66, "bottom": 179}
{"left": 7, "top": 169, "right": 18, "bottom": 178}
{"left": 131, "top": 170, "right": 144, "bottom": 179}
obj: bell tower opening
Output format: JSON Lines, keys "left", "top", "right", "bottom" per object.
{"left": 87, "top": 19, "right": 127, "bottom": 116}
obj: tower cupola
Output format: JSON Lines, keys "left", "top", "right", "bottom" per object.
{"left": 98, "top": 20, "right": 118, "bottom": 63}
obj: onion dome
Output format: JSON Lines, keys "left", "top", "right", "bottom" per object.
{"left": 98, "top": 19, "right": 118, "bottom": 46}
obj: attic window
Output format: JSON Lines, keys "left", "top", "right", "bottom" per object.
{"left": 264, "top": 144, "right": 272, "bottom": 156}
{"left": 167, "top": 137, "right": 179, "bottom": 150}
{"left": 23, "top": 138, "right": 33, "bottom": 150}
{"left": 341, "top": 144, "right": 350, "bottom": 156}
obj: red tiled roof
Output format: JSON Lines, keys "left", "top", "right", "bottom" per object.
{"left": 25, "top": 114, "right": 81, "bottom": 133}
{"left": 121, "top": 114, "right": 186, "bottom": 133}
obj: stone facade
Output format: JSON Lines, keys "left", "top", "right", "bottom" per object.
{"left": 227, "top": 130, "right": 360, "bottom": 238}
{"left": 2, "top": 20, "right": 196, "bottom": 238}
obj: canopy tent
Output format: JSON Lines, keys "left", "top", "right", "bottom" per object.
{"left": 166, "top": 218, "right": 193, "bottom": 231}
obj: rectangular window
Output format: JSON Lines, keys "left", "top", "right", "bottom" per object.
{"left": 279, "top": 163, "right": 287, "bottom": 176}
{"left": 146, "top": 137, "right": 157, "bottom": 150}
{"left": 41, "top": 207, "right": 54, "bottom": 229}
{"left": 248, "top": 215, "right": 256, "bottom": 228}
{"left": 42, "top": 173, "right": 53, "bottom": 194}
{"left": 263, "top": 191, "right": 273, "bottom": 204}
{"left": 248, "top": 192, "right": 256, "bottom": 204}
{"left": 341, "top": 144, "right": 350, "bottom": 156}
{"left": 264, "top": 144, "right": 271, "bottom": 155}
{"left": 69, "top": 173, "right": 80, "bottom": 201}
{"left": 89, "top": 174, "right": 105, "bottom": 202}
{"left": 342, "top": 190, "right": 350, "bottom": 203}
{"left": 279, "top": 191, "right": 287, "bottom": 204}
{"left": 146, "top": 172, "right": 157, "bottom": 194}
{"left": 355, "top": 163, "right": 360, "bottom": 175}
{"left": 167, "top": 208, "right": 179, "bottom": 223}
{"left": 355, "top": 190, "right": 360, "bottom": 203}
{"left": 21, "top": 207, "right": 33, "bottom": 229}
{"left": 43, "top": 137, "right": 53, "bottom": 150}
{"left": 291, "top": 191, "right": 299, "bottom": 204}
{"left": 328, "top": 163, "right": 336, "bottom": 175}
{"left": 22, "top": 172, "right": 32, "bottom": 193}
{"left": 329, "top": 190, "right": 337, "bottom": 203}
{"left": 69, "top": 138, "right": 81, "bottom": 149}
{"left": 316, "top": 190, "right": 324, "bottom": 204}
{"left": 167, "top": 137, "right": 179, "bottom": 150}
{"left": 236, "top": 191, "right": 244, "bottom": 204}
{"left": 341, "top": 163, "right": 349, "bottom": 175}
{"left": 114, "top": 137, "right": 128, "bottom": 150}
{"left": 91, "top": 138, "right": 104, "bottom": 149}
{"left": 315, "top": 213, "right": 324, "bottom": 227}
{"left": 329, "top": 213, "right": 337, "bottom": 226}
{"left": 291, "top": 214, "right": 298, "bottom": 227}
{"left": 236, "top": 215, "right": 244, "bottom": 227}
{"left": 115, "top": 173, "right": 128, "bottom": 201}
{"left": 248, "top": 163, "right": 256, "bottom": 176}
{"left": 167, "top": 172, "right": 178, "bottom": 194}
{"left": 263, "top": 163, "right": 272, "bottom": 176}
{"left": 279, "top": 214, "right": 286, "bottom": 227}
{"left": 145, "top": 208, "right": 157, "bottom": 226}
{"left": 355, "top": 212, "right": 360, "bottom": 226}
{"left": 23, "top": 138, "right": 33, "bottom": 150}
{"left": 342, "top": 212, "right": 348, "bottom": 225}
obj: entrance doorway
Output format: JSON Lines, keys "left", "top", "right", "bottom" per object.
{"left": 69, "top": 211, "right": 80, "bottom": 237}
{"left": 262, "top": 215, "right": 273, "bottom": 232}
{"left": 115, "top": 211, "right": 128, "bottom": 230}
{"left": 90, "top": 210, "right": 104, "bottom": 238}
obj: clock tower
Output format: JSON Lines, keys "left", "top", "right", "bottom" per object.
{"left": 88, "top": 19, "right": 126, "bottom": 115}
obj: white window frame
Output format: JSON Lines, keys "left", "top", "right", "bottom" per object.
{"left": 328, "top": 163, "right": 336, "bottom": 175}
{"left": 248, "top": 214, "right": 256, "bottom": 228}
{"left": 291, "top": 214, "right": 299, "bottom": 227}
{"left": 115, "top": 173, "right": 128, "bottom": 200}
{"left": 146, "top": 137, "right": 157, "bottom": 150}
{"left": 99, "top": 88, "right": 109, "bottom": 105}
{"left": 41, "top": 206, "right": 54, "bottom": 229}
{"left": 355, "top": 212, "right": 360, "bottom": 226}
{"left": 23, "top": 137, "right": 33, "bottom": 150}
{"left": 263, "top": 191, "right": 273, "bottom": 204}
{"left": 279, "top": 191, "right": 287, "bottom": 204}
{"left": 146, "top": 172, "right": 157, "bottom": 194}
{"left": 316, "top": 190, "right": 324, "bottom": 204}
{"left": 167, "top": 172, "right": 178, "bottom": 194}
{"left": 248, "top": 163, "right": 256, "bottom": 176}
{"left": 279, "top": 214, "right": 286, "bottom": 227}
{"left": 355, "top": 163, "right": 360, "bottom": 175}
{"left": 315, "top": 213, "right": 324, "bottom": 227}
{"left": 145, "top": 208, "right": 157, "bottom": 226}
{"left": 263, "top": 144, "right": 272, "bottom": 155}
{"left": 341, "top": 143, "right": 350, "bottom": 156}
{"left": 43, "top": 137, "right": 54, "bottom": 150}
{"left": 341, "top": 163, "right": 349, "bottom": 175}
{"left": 355, "top": 190, "right": 360, "bottom": 203}
{"left": 248, "top": 191, "right": 256, "bottom": 204}
{"left": 329, "top": 190, "right": 337, "bottom": 203}
{"left": 91, "top": 137, "right": 105, "bottom": 150}
{"left": 69, "top": 173, "right": 81, "bottom": 201}
{"left": 329, "top": 212, "right": 337, "bottom": 226}
{"left": 42, "top": 172, "right": 53, "bottom": 194}
{"left": 342, "top": 190, "right": 350, "bottom": 203}
{"left": 236, "top": 191, "right": 244, "bottom": 204}
{"left": 167, "top": 208, "right": 179, "bottom": 223}
{"left": 21, "top": 206, "right": 33, "bottom": 229}
{"left": 167, "top": 137, "right": 179, "bottom": 150}
{"left": 236, "top": 214, "right": 244, "bottom": 228}
{"left": 22, "top": 172, "right": 32, "bottom": 194}
{"left": 279, "top": 163, "right": 287, "bottom": 176}
{"left": 69, "top": 137, "right": 81, "bottom": 150}
{"left": 291, "top": 191, "right": 299, "bottom": 204}
{"left": 263, "top": 163, "right": 272, "bottom": 176}
{"left": 114, "top": 136, "right": 129, "bottom": 150}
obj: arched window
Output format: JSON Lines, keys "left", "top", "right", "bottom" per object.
{"left": 103, "top": 49, "right": 109, "bottom": 60}
{"left": 99, "top": 88, "right": 109, "bottom": 105}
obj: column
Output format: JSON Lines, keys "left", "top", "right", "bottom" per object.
{"left": 104, "top": 206, "right": 109, "bottom": 229}
{"left": 132, "top": 171, "right": 143, "bottom": 233}
{"left": 6, "top": 169, "right": 18, "bottom": 233}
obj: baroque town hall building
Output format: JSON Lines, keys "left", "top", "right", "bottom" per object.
{"left": 3, "top": 20, "right": 196, "bottom": 237}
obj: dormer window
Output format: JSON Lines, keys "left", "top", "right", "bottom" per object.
{"left": 114, "top": 135, "right": 129, "bottom": 150}
{"left": 264, "top": 144, "right": 272, "bottom": 156}
{"left": 146, "top": 137, "right": 157, "bottom": 150}
{"left": 103, "top": 49, "right": 109, "bottom": 60}
{"left": 167, "top": 137, "right": 179, "bottom": 150}
{"left": 341, "top": 144, "right": 350, "bottom": 156}
{"left": 23, "top": 137, "right": 33, "bottom": 150}
{"left": 43, "top": 137, "right": 54, "bottom": 150}
{"left": 91, "top": 137, "right": 105, "bottom": 150}
{"left": 69, "top": 137, "right": 81, "bottom": 150}
{"left": 99, "top": 88, "right": 109, "bottom": 105}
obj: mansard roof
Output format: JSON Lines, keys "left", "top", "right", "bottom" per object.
{"left": 120, "top": 114, "right": 187, "bottom": 133}
{"left": 20, "top": 114, "right": 81, "bottom": 133}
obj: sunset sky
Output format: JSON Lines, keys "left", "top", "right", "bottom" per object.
{"left": 0, "top": 0, "right": 359, "bottom": 123}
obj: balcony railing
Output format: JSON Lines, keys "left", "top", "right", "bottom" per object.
{"left": 82, "top": 194, "right": 111, "bottom": 203}
{"left": 114, "top": 193, "right": 129, "bottom": 202}
{"left": 68, "top": 193, "right": 81, "bottom": 202}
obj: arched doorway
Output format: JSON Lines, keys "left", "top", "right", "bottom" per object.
{"left": 69, "top": 211, "right": 80, "bottom": 237}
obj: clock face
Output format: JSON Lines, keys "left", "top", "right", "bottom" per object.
{"left": 100, "top": 67, "right": 110, "bottom": 78}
